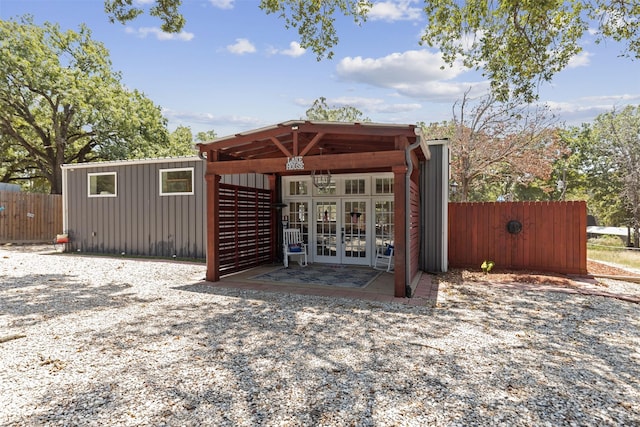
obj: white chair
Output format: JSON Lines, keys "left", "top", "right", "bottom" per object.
{"left": 374, "top": 244, "right": 394, "bottom": 272}
{"left": 283, "top": 228, "right": 308, "bottom": 268}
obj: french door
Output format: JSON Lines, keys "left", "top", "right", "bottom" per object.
{"left": 313, "top": 199, "right": 369, "bottom": 265}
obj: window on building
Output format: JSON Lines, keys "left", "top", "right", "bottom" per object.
{"left": 289, "top": 180, "right": 308, "bottom": 196}
{"left": 88, "top": 172, "right": 117, "bottom": 197}
{"left": 345, "top": 178, "right": 366, "bottom": 195}
{"left": 160, "top": 168, "right": 194, "bottom": 195}
{"left": 375, "top": 177, "right": 394, "bottom": 194}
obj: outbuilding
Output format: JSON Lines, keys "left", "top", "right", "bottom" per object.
{"left": 60, "top": 156, "right": 268, "bottom": 259}
{"left": 197, "top": 121, "right": 449, "bottom": 297}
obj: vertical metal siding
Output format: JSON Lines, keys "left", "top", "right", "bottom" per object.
{"left": 64, "top": 160, "right": 270, "bottom": 259}
{"left": 421, "top": 143, "right": 448, "bottom": 272}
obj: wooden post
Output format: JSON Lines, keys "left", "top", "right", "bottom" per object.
{"left": 393, "top": 166, "right": 407, "bottom": 297}
{"left": 205, "top": 172, "right": 221, "bottom": 282}
{"left": 268, "top": 174, "right": 278, "bottom": 262}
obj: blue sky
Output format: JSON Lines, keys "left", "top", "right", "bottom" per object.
{"left": 2, "top": 0, "right": 639, "bottom": 138}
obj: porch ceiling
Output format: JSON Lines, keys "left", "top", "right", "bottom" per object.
{"left": 197, "top": 121, "right": 423, "bottom": 174}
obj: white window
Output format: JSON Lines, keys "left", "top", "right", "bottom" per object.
{"left": 288, "top": 180, "right": 308, "bottom": 196}
{"left": 88, "top": 172, "right": 117, "bottom": 197}
{"left": 344, "top": 178, "right": 367, "bottom": 195}
{"left": 160, "top": 168, "right": 194, "bottom": 195}
{"left": 375, "top": 177, "right": 394, "bottom": 194}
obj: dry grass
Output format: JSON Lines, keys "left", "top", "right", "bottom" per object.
{"left": 587, "top": 248, "right": 640, "bottom": 270}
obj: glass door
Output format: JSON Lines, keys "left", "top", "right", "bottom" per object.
{"left": 343, "top": 200, "right": 369, "bottom": 265}
{"left": 314, "top": 200, "right": 339, "bottom": 263}
{"left": 313, "top": 199, "right": 371, "bottom": 265}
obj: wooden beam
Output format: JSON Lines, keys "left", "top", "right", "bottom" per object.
{"left": 299, "top": 132, "right": 325, "bottom": 157}
{"left": 199, "top": 125, "right": 293, "bottom": 151}
{"left": 206, "top": 150, "right": 407, "bottom": 175}
{"left": 269, "top": 136, "right": 293, "bottom": 158}
{"left": 205, "top": 173, "right": 221, "bottom": 282}
{"left": 268, "top": 174, "right": 278, "bottom": 263}
{"left": 295, "top": 122, "right": 417, "bottom": 137}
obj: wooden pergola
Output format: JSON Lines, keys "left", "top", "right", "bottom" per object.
{"left": 197, "top": 120, "right": 431, "bottom": 297}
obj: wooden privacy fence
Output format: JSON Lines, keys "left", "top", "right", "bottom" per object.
{"left": 0, "top": 191, "right": 62, "bottom": 243}
{"left": 449, "top": 201, "right": 587, "bottom": 275}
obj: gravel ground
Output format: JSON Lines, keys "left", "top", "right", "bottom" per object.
{"left": 1, "top": 245, "right": 639, "bottom": 426}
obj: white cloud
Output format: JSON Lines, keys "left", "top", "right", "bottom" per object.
{"left": 125, "top": 26, "right": 194, "bottom": 41}
{"left": 545, "top": 94, "right": 640, "bottom": 125}
{"left": 163, "top": 108, "right": 265, "bottom": 130}
{"left": 567, "top": 51, "right": 592, "bottom": 68}
{"left": 368, "top": 1, "right": 422, "bottom": 22}
{"left": 336, "top": 49, "right": 483, "bottom": 101}
{"left": 209, "top": 0, "right": 235, "bottom": 9}
{"left": 279, "top": 41, "right": 306, "bottom": 57}
{"left": 227, "top": 38, "right": 256, "bottom": 54}
{"left": 338, "top": 50, "right": 463, "bottom": 84}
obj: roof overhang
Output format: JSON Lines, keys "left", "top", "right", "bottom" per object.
{"left": 197, "top": 121, "right": 423, "bottom": 175}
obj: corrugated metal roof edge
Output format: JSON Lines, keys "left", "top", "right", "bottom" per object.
{"left": 61, "top": 155, "right": 202, "bottom": 169}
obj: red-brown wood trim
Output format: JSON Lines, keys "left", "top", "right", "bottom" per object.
{"left": 299, "top": 132, "right": 325, "bottom": 157}
{"left": 268, "top": 174, "right": 278, "bottom": 262}
{"left": 294, "top": 122, "right": 417, "bottom": 137}
{"left": 205, "top": 173, "right": 221, "bottom": 282}
{"left": 393, "top": 166, "right": 407, "bottom": 297}
{"left": 206, "top": 150, "right": 406, "bottom": 175}
{"left": 292, "top": 131, "right": 299, "bottom": 156}
{"left": 199, "top": 126, "right": 294, "bottom": 151}
{"left": 269, "top": 136, "right": 293, "bottom": 158}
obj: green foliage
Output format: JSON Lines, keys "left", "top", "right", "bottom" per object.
{"left": 104, "top": 1, "right": 640, "bottom": 102}
{"left": 0, "top": 16, "right": 173, "bottom": 194}
{"left": 195, "top": 130, "right": 217, "bottom": 142}
{"left": 260, "top": 0, "right": 371, "bottom": 61}
{"left": 104, "top": 0, "right": 185, "bottom": 33}
{"left": 305, "top": 97, "right": 370, "bottom": 122}
{"left": 591, "top": 106, "right": 640, "bottom": 246}
{"left": 481, "top": 260, "right": 494, "bottom": 274}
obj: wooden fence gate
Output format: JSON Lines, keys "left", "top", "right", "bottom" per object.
{"left": 448, "top": 201, "right": 587, "bottom": 275}
{"left": 0, "top": 191, "right": 62, "bottom": 243}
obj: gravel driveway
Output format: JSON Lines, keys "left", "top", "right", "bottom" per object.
{"left": 1, "top": 245, "right": 639, "bottom": 426}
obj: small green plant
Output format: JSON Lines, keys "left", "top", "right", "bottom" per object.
{"left": 481, "top": 260, "right": 495, "bottom": 274}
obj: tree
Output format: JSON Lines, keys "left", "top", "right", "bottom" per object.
{"left": 423, "top": 90, "right": 562, "bottom": 202}
{"left": 305, "top": 97, "right": 370, "bottom": 122}
{"left": 0, "top": 16, "right": 172, "bottom": 194}
{"left": 195, "top": 130, "right": 217, "bottom": 142}
{"left": 162, "top": 125, "right": 197, "bottom": 157}
{"left": 591, "top": 106, "right": 640, "bottom": 246}
{"left": 105, "top": 1, "right": 639, "bottom": 102}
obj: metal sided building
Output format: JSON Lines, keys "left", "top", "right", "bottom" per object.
{"left": 61, "top": 156, "right": 269, "bottom": 259}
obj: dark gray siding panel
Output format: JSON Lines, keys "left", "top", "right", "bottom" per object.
{"left": 65, "top": 160, "right": 205, "bottom": 258}
{"left": 421, "top": 143, "right": 448, "bottom": 272}
{"left": 65, "top": 160, "right": 270, "bottom": 259}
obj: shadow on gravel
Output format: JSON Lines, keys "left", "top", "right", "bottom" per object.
{"left": 0, "top": 273, "right": 142, "bottom": 328}
{"left": 11, "top": 272, "right": 640, "bottom": 426}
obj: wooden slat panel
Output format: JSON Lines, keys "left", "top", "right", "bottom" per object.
{"left": 448, "top": 201, "right": 587, "bottom": 275}
{"left": 217, "top": 183, "right": 272, "bottom": 274}
{"left": 0, "top": 191, "right": 62, "bottom": 243}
